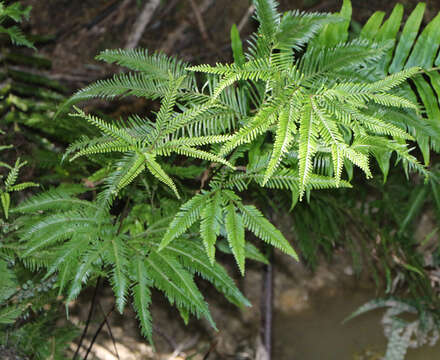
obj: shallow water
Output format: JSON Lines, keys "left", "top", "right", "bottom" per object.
{"left": 273, "top": 287, "right": 440, "bottom": 359}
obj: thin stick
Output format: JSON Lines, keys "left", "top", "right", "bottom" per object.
{"left": 153, "top": 324, "right": 177, "bottom": 350}
{"left": 188, "top": 0, "right": 209, "bottom": 41}
{"left": 260, "top": 249, "right": 273, "bottom": 360}
{"left": 237, "top": 4, "right": 256, "bottom": 33}
{"left": 73, "top": 277, "right": 101, "bottom": 360}
{"left": 125, "top": 0, "right": 161, "bottom": 49}
{"left": 98, "top": 301, "right": 120, "bottom": 359}
{"left": 84, "top": 305, "right": 116, "bottom": 360}
{"left": 160, "top": 0, "right": 215, "bottom": 54}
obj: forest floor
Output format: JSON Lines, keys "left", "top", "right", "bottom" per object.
{"left": 15, "top": 0, "right": 440, "bottom": 359}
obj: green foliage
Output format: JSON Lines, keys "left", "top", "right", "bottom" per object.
{"left": 0, "top": 1, "right": 34, "bottom": 49}
{"left": 6, "top": 0, "right": 440, "bottom": 355}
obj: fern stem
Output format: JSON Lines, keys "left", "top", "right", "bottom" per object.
{"left": 84, "top": 304, "right": 115, "bottom": 360}
{"left": 73, "top": 277, "right": 101, "bottom": 360}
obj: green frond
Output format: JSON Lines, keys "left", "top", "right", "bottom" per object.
{"left": 146, "top": 250, "right": 214, "bottom": 326}
{"left": 67, "top": 73, "right": 169, "bottom": 104}
{"left": 159, "top": 193, "right": 207, "bottom": 250}
{"left": 300, "top": 39, "right": 392, "bottom": 80}
{"left": 131, "top": 257, "right": 153, "bottom": 343}
{"left": 263, "top": 106, "right": 295, "bottom": 184}
{"left": 275, "top": 10, "right": 340, "bottom": 50}
{"left": 0, "top": 25, "right": 34, "bottom": 49}
{"left": 354, "top": 112, "right": 413, "bottom": 140}
{"left": 307, "top": 174, "right": 352, "bottom": 190}
{"left": 70, "top": 140, "right": 133, "bottom": 161}
{"left": 104, "top": 236, "right": 129, "bottom": 313}
{"left": 5, "top": 158, "right": 25, "bottom": 189}
{"left": 188, "top": 58, "right": 274, "bottom": 82}
{"left": 337, "top": 143, "right": 372, "bottom": 178}
{"left": 71, "top": 108, "right": 135, "bottom": 145}
{"left": 225, "top": 202, "right": 246, "bottom": 275}
{"left": 314, "top": 0, "right": 351, "bottom": 46}
{"left": 97, "top": 154, "right": 146, "bottom": 208}
{"left": 219, "top": 94, "right": 287, "bottom": 156}
{"left": 200, "top": 191, "right": 223, "bottom": 263}
{"left": 0, "top": 305, "right": 24, "bottom": 325}
{"left": 116, "top": 152, "right": 146, "bottom": 191}
{"left": 368, "top": 93, "right": 417, "bottom": 110}
{"left": 12, "top": 186, "right": 91, "bottom": 213}
{"left": 298, "top": 102, "right": 318, "bottom": 199}
{"left": 164, "top": 240, "right": 250, "bottom": 307}
{"left": 163, "top": 135, "right": 233, "bottom": 147}
{"left": 22, "top": 210, "right": 97, "bottom": 241}
{"left": 366, "top": 67, "right": 421, "bottom": 92}
{"left": 8, "top": 182, "right": 39, "bottom": 192}
{"left": 254, "top": 0, "right": 280, "bottom": 42}
{"left": 154, "top": 76, "right": 184, "bottom": 135}
{"left": 22, "top": 226, "right": 77, "bottom": 257}
{"left": 311, "top": 98, "right": 343, "bottom": 145}
{"left": 331, "top": 145, "right": 344, "bottom": 184}
{"left": 96, "top": 49, "right": 193, "bottom": 84}
{"left": 236, "top": 203, "right": 298, "bottom": 259}
{"left": 157, "top": 146, "right": 234, "bottom": 169}
{"left": 66, "top": 245, "right": 106, "bottom": 305}
{"left": 144, "top": 153, "right": 179, "bottom": 198}
{"left": 44, "top": 233, "right": 91, "bottom": 282}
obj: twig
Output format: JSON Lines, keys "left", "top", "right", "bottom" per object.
{"left": 153, "top": 324, "right": 177, "bottom": 350}
{"left": 98, "top": 301, "right": 120, "bottom": 359}
{"left": 237, "top": 4, "right": 256, "bottom": 33}
{"left": 167, "top": 334, "right": 200, "bottom": 360}
{"left": 259, "top": 249, "right": 273, "bottom": 360}
{"left": 73, "top": 277, "right": 101, "bottom": 360}
{"left": 202, "top": 338, "right": 218, "bottom": 360}
{"left": 160, "top": 0, "right": 215, "bottom": 54}
{"left": 85, "top": 0, "right": 121, "bottom": 30}
{"left": 158, "top": 0, "right": 180, "bottom": 19}
{"left": 188, "top": 0, "right": 209, "bottom": 41}
{"left": 125, "top": 0, "right": 161, "bottom": 49}
{"left": 84, "top": 305, "right": 116, "bottom": 360}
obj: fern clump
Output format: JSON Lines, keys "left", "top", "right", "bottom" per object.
{"left": 14, "top": 0, "right": 440, "bottom": 348}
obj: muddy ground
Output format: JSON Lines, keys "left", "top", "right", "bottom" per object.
{"left": 14, "top": 0, "right": 440, "bottom": 359}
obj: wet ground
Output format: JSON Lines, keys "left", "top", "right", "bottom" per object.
{"left": 274, "top": 286, "right": 440, "bottom": 359}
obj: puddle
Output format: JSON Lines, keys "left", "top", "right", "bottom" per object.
{"left": 273, "top": 287, "right": 440, "bottom": 359}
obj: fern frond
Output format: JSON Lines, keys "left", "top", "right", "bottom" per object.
{"left": 275, "top": 10, "right": 340, "bottom": 50}
{"left": 263, "top": 106, "right": 295, "bottom": 184}
{"left": 236, "top": 203, "right": 298, "bottom": 259}
{"left": 144, "top": 153, "right": 179, "bottom": 198}
{"left": 298, "top": 102, "right": 318, "bottom": 199}
{"left": 96, "top": 49, "right": 193, "bottom": 84}
{"left": 117, "top": 152, "right": 146, "bottom": 191}
{"left": 71, "top": 108, "right": 135, "bottom": 145}
{"left": 219, "top": 93, "right": 288, "bottom": 156}
{"left": 254, "top": 0, "right": 280, "bottom": 43}
{"left": 225, "top": 202, "right": 246, "bottom": 275}
{"left": 66, "top": 245, "right": 106, "bottom": 305}
{"left": 200, "top": 191, "right": 223, "bottom": 263}
{"left": 146, "top": 250, "right": 214, "bottom": 326}
{"left": 159, "top": 193, "right": 207, "bottom": 250}
{"left": 104, "top": 236, "right": 129, "bottom": 313}
{"left": 164, "top": 240, "right": 250, "bottom": 307}
{"left": 12, "top": 186, "right": 92, "bottom": 213}
{"left": 131, "top": 256, "right": 153, "bottom": 343}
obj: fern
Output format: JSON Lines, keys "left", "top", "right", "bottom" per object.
{"left": 12, "top": 0, "right": 440, "bottom": 350}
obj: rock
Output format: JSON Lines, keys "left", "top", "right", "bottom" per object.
{"left": 277, "top": 288, "right": 310, "bottom": 313}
